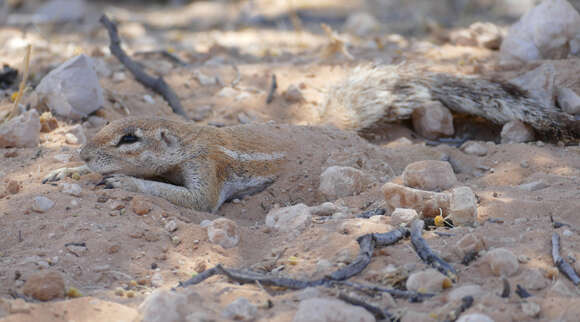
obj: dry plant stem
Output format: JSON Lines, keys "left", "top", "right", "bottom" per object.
{"left": 5, "top": 44, "right": 31, "bottom": 121}
{"left": 551, "top": 232, "right": 580, "bottom": 285}
{"left": 338, "top": 292, "right": 394, "bottom": 321}
{"left": 410, "top": 220, "right": 457, "bottom": 281}
{"left": 99, "top": 15, "right": 188, "bottom": 119}
{"left": 266, "top": 74, "right": 277, "bottom": 104}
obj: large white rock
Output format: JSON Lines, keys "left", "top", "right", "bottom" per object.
{"left": 0, "top": 110, "right": 40, "bottom": 148}
{"left": 500, "top": 0, "right": 580, "bottom": 64}
{"left": 293, "top": 298, "right": 375, "bottom": 322}
{"left": 36, "top": 54, "right": 104, "bottom": 120}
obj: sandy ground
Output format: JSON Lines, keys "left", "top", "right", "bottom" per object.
{"left": 1, "top": 1, "right": 580, "bottom": 321}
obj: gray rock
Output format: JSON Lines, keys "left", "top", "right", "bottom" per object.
{"left": 460, "top": 141, "right": 488, "bottom": 156}
{"left": 412, "top": 101, "right": 454, "bottom": 140}
{"left": 557, "top": 87, "right": 580, "bottom": 114}
{"left": 509, "top": 63, "right": 555, "bottom": 107}
{"left": 283, "top": 85, "right": 305, "bottom": 103}
{"left": 265, "top": 204, "right": 312, "bottom": 233}
{"left": 207, "top": 218, "right": 240, "bottom": 249}
{"left": 517, "top": 180, "right": 549, "bottom": 191}
{"left": 449, "top": 186, "right": 478, "bottom": 226}
{"left": 36, "top": 55, "right": 104, "bottom": 120}
{"left": 521, "top": 301, "right": 541, "bottom": 318}
{"left": 485, "top": 248, "right": 519, "bottom": 276}
{"left": 309, "top": 202, "right": 348, "bottom": 217}
{"left": 32, "top": 196, "right": 55, "bottom": 213}
{"left": 61, "top": 183, "right": 81, "bottom": 197}
{"left": 500, "top": 120, "right": 535, "bottom": 144}
{"left": 403, "top": 160, "right": 457, "bottom": 191}
{"left": 319, "top": 166, "right": 374, "bottom": 199}
{"left": 165, "top": 220, "right": 178, "bottom": 233}
{"left": 293, "top": 298, "right": 375, "bottom": 322}
{"left": 0, "top": 110, "right": 41, "bottom": 148}
{"left": 222, "top": 298, "right": 257, "bottom": 321}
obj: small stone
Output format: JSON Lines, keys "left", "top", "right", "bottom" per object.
{"left": 412, "top": 101, "right": 454, "bottom": 140}
{"left": 193, "top": 71, "right": 217, "bottom": 86}
{"left": 406, "top": 269, "right": 452, "bottom": 293}
{"left": 265, "top": 204, "right": 312, "bottom": 233}
{"left": 390, "top": 208, "right": 419, "bottom": 226}
{"left": 520, "top": 160, "right": 529, "bottom": 168}
{"left": 67, "top": 124, "right": 86, "bottom": 145}
{"left": 283, "top": 84, "right": 304, "bottom": 103}
{"left": 319, "top": 166, "right": 374, "bottom": 199}
{"left": 143, "top": 94, "right": 155, "bottom": 104}
{"left": 563, "top": 229, "right": 573, "bottom": 237}
{"left": 131, "top": 196, "right": 152, "bottom": 215}
{"left": 460, "top": 141, "right": 488, "bottom": 156}
{"left": 456, "top": 313, "right": 494, "bottom": 322}
{"left": 293, "top": 298, "right": 374, "bottom": 322}
{"left": 222, "top": 298, "right": 257, "bottom": 320}
{"left": 521, "top": 301, "right": 541, "bottom": 318}
{"left": 517, "top": 268, "right": 549, "bottom": 290}
{"left": 501, "top": 120, "right": 535, "bottom": 144}
{"left": 65, "top": 133, "right": 78, "bottom": 145}
{"left": 454, "top": 233, "right": 485, "bottom": 257}
{"left": 485, "top": 248, "right": 519, "bottom": 276}
{"left": 309, "top": 202, "right": 348, "bottom": 217}
{"left": 61, "top": 183, "right": 82, "bottom": 197}
{"left": 207, "top": 218, "right": 240, "bottom": 249}
{"left": 165, "top": 220, "right": 178, "bottom": 233}
{"left": 557, "top": 87, "right": 580, "bottom": 114}
{"left": 112, "top": 72, "right": 126, "bottom": 82}
{"left": 339, "top": 218, "right": 392, "bottom": 236}
{"left": 517, "top": 180, "right": 548, "bottom": 192}
{"left": 0, "top": 109, "right": 41, "bottom": 148}
{"left": 382, "top": 182, "right": 450, "bottom": 218}
{"left": 449, "top": 187, "right": 478, "bottom": 226}
{"left": 22, "top": 271, "right": 65, "bottom": 301}
{"left": 32, "top": 196, "right": 55, "bottom": 213}
{"left": 403, "top": 160, "right": 456, "bottom": 191}
{"left": 447, "top": 284, "right": 484, "bottom": 302}
{"left": 6, "top": 180, "right": 20, "bottom": 194}
{"left": 151, "top": 272, "right": 164, "bottom": 288}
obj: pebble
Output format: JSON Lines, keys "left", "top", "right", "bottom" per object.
{"left": 222, "top": 298, "right": 257, "bottom": 320}
{"left": 143, "top": 94, "right": 155, "bottom": 104}
{"left": 32, "top": 196, "right": 55, "bottom": 213}
{"left": 449, "top": 186, "right": 478, "bottom": 226}
{"left": 460, "top": 141, "right": 488, "bottom": 156}
{"left": 456, "top": 313, "right": 495, "bottom": 322}
{"left": 283, "top": 84, "right": 304, "bottom": 103}
{"left": 339, "top": 218, "right": 392, "bottom": 236}
{"left": 265, "top": 204, "right": 312, "bottom": 234}
{"left": 485, "top": 248, "right": 519, "bottom": 276}
{"left": 67, "top": 124, "right": 87, "bottom": 145}
{"left": 207, "top": 218, "right": 240, "bottom": 249}
{"left": 22, "top": 271, "right": 65, "bottom": 301}
{"left": 309, "top": 202, "right": 348, "bottom": 217}
{"left": 520, "top": 160, "right": 529, "bottom": 168}
{"left": 562, "top": 229, "right": 573, "bottom": 237}
{"left": 521, "top": 301, "right": 541, "bottom": 317}
{"left": 292, "top": 298, "right": 375, "bottom": 322}
{"left": 500, "top": 120, "right": 535, "bottom": 144}
{"left": 447, "top": 284, "right": 484, "bottom": 302}
{"left": 403, "top": 160, "right": 456, "bottom": 192}
{"left": 0, "top": 110, "right": 41, "bottom": 148}
{"left": 517, "top": 180, "right": 548, "bottom": 192}
{"left": 411, "top": 101, "right": 454, "bottom": 140}
{"left": 112, "top": 72, "right": 126, "bottom": 82}
{"left": 390, "top": 208, "right": 419, "bottom": 226}
{"left": 557, "top": 87, "right": 580, "bottom": 114}
{"left": 406, "top": 269, "right": 451, "bottom": 293}
{"left": 65, "top": 133, "right": 78, "bottom": 145}
{"left": 319, "top": 166, "right": 374, "bottom": 199}
{"left": 382, "top": 182, "right": 450, "bottom": 218}
{"left": 165, "top": 220, "right": 178, "bottom": 233}
{"left": 61, "top": 183, "right": 82, "bottom": 197}
{"left": 454, "top": 233, "right": 485, "bottom": 257}
{"left": 6, "top": 180, "right": 20, "bottom": 194}
{"left": 131, "top": 196, "right": 152, "bottom": 215}
{"left": 150, "top": 272, "right": 164, "bottom": 288}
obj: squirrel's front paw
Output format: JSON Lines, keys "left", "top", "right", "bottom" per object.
{"left": 102, "top": 175, "right": 139, "bottom": 192}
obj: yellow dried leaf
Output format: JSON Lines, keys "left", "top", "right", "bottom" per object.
{"left": 67, "top": 287, "right": 82, "bottom": 298}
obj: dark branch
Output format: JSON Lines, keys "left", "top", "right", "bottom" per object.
{"left": 410, "top": 220, "right": 457, "bottom": 281}
{"left": 551, "top": 232, "right": 580, "bottom": 285}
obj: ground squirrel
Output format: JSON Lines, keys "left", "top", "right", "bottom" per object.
{"left": 44, "top": 117, "right": 393, "bottom": 213}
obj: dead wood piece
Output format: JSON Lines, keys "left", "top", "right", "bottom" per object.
{"left": 178, "top": 267, "right": 219, "bottom": 288}
{"left": 550, "top": 215, "right": 571, "bottom": 229}
{"left": 410, "top": 220, "right": 457, "bottom": 281}
{"left": 445, "top": 295, "right": 474, "bottom": 322}
{"left": 356, "top": 208, "right": 386, "bottom": 218}
{"left": 329, "top": 234, "right": 375, "bottom": 281}
{"left": 338, "top": 292, "right": 393, "bottom": 321}
{"left": 551, "top": 232, "right": 580, "bottom": 285}
{"left": 266, "top": 74, "right": 277, "bottom": 104}
{"left": 500, "top": 276, "right": 510, "bottom": 298}
{"left": 135, "top": 50, "right": 188, "bottom": 66}
{"left": 372, "top": 227, "right": 409, "bottom": 246}
{"left": 99, "top": 15, "right": 188, "bottom": 119}
{"left": 515, "top": 284, "right": 532, "bottom": 298}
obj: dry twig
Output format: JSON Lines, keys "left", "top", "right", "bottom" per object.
{"left": 410, "top": 220, "right": 457, "bottom": 281}
{"left": 551, "top": 232, "right": 580, "bottom": 285}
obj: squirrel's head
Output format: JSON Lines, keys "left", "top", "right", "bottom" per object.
{"left": 80, "top": 117, "right": 190, "bottom": 177}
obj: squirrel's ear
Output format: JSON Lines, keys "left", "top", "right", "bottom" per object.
{"left": 157, "top": 128, "right": 178, "bottom": 148}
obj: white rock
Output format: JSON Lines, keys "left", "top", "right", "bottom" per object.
{"left": 403, "top": 160, "right": 457, "bottom": 191}
{"left": 64, "top": 133, "right": 78, "bottom": 145}
{"left": 412, "top": 101, "right": 454, "bottom": 140}
{"left": 500, "top": 0, "right": 580, "bottom": 64}
{"left": 500, "top": 120, "right": 535, "bottom": 144}
{"left": 460, "top": 141, "right": 488, "bottom": 156}
{"left": 206, "top": 218, "right": 239, "bottom": 249}
{"left": 36, "top": 55, "right": 104, "bottom": 120}
{"left": 485, "top": 248, "right": 519, "bottom": 276}
{"left": 390, "top": 208, "right": 419, "bottom": 226}
{"left": 509, "top": 63, "right": 556, "bottom": 107}
{"left": 143, "top": 95, "right": 155, "bottom": 104}
{"left": 165, "top": 220, "right": 178, "bottom": 233}
{"left": 67, "top": 124, "right": 86, "bottom": 145}
{"left": 457, "top": 313, "right": 495, "bottom": 322}
{"left": 61, "top": 183, "right": 81, "bottom": 197}
{"left": 447, "top": 284, "right": 484, "bottom": 302}
{"left": 292, "top": 298, "right": 375, "bottom": 322}
{"left": 517, "top": 180, "right": 549, "bottom": 191}
{"left": 32, "top": 196, "right": 55, "bottom": 213}
{"left": 344, "top": 12, "right": 380, "bottom": 37}
{"left": 449, "top": 186, "right": 478, "bottom": 226}
{"left": 222, "top": 298, "right": 257, "bottom": 321}
{"left": 406, "top": 268, "right": 451, "bottom": 293}
{"left": 265, "top": 204, "right": 312, "bottom": 233}
{"left": 151, "top": 272, "right": 164, "bottom": 288}
{"left": 319, "top": 166, "right": 374, "bottom": 199}
{"left": 0, "top": 110, "right": 41, "bottom": 148}
{"left": 557, "top": 87, "right": 580, "bottom": 114}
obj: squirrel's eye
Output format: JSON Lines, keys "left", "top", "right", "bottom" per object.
{"left": 118, "top": 134, "right": 139, "bottom": 145}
